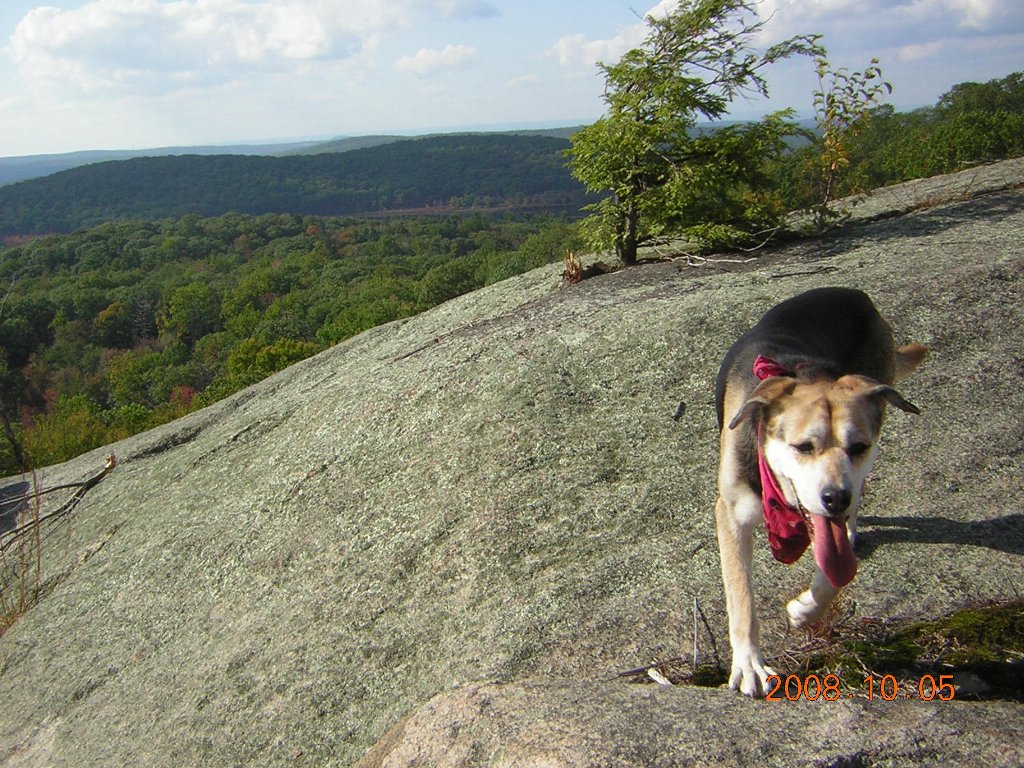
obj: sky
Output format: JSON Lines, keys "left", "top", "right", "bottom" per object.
{"left": 1, "top": 0, "right": 1022, "bottom": 157}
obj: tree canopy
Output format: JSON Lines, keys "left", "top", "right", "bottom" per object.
{"left": 0, "top": 212, "right": 582, "bottom": 474}
{"left": 772, "top": 71, "right": 1024, "bottom": 208}
{"left": 567, "top": 0, "right": 819, "bottom": 264}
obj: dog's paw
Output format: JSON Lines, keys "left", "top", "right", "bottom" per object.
{"left": 728, "top": 651, "right": 777, "bottom": 697}
{"left": 787, "top": 590, "right": 825, "bottom": 629}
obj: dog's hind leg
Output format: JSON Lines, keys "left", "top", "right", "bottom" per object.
{"left": 716, "top": 490, "right": 777, "bottom": 696}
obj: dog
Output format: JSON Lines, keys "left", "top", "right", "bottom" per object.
{"left": 714, "top": 287, "right": 927, "bottom": 697}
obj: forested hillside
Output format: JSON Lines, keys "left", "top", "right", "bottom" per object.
{"left": 286, "top": 127, "right": 580, "bottom": 156}
{"left": 772, "top": 72, "right": 1024, "bottom": 208}
{"left": 0, "top": 212, "right": 581, "bottom": 473}
{"left": 0, "top": 134, "right": 589, "bottom": 237}
{"left": 0, "top": 140, "right": 323, "bottom": 187}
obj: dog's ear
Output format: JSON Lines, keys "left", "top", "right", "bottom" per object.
{"left": 728, "top": 376, "right": 795, "bottom": 430}
{"left": 840, "top": 374, "right": 921, "bottom": 415}
{"left": 894, "top": 343, "right": 928, "bottom": 381}
{"left": 864, "top": 383, "right": 921, "bottom": 415}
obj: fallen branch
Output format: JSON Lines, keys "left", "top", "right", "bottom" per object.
{"left": 391, "top": 319, "right": 487, "bottom": 362}
{"left": 732, "top": 226, "right": 782, "bottom": 252}
{"left": 391, "top": 336, "right": 444, "bottom": 362}
{"left": 769, "top": 265, "right": 839, "bottom": 280}
{"left": 663, "top": 248, "right": 759, "bottom": 267}
{"left": 617, "top": 655, "right": 692, "bottom": 679}
{"left": 1, "top": 476, "right": 115, "bottom": 506}
{"left": 0, "top": 454, "right": 117, "bottom": 553}
{"left": 617, "top": 596, "right": 725, "bottom": 684}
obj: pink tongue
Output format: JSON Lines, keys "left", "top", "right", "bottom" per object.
{"left": 813, "top": 516, "right": 857, "bottom": 588}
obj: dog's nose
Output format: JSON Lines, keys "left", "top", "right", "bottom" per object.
{"left": 821, "top": 487, "right": 852, "bottom": 515}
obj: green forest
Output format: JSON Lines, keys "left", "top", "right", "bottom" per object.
{"left": 0, "top": 134, "right": 591, "bottom": 237}
{"left": 1, "top": 71, "right": 1022, "bottom": 475}
{"left": 0, "top": 212, "right": 583, "bottom": 473}
{"left": 772, "top": 72, "right": 1024, "bottom": 209}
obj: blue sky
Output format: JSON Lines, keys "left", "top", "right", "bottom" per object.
{"left": 2, "top": 0, "right": 1022, "bottom": 157}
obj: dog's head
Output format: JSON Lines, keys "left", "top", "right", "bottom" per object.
{"left": 729, "top": 374, "right": 920, "bottom": 585}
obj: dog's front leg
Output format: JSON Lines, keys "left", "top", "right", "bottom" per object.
{"left": 716, "top": 492, "right": 776, "bottom": 696}
{"left": 787, "top": 569, "right": 840, "bottom": 628}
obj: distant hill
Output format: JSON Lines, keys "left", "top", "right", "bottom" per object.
{"left": 289, "top": 127, "right": 582, "bottom": 156}
{"left": 0, "top": 141, "right": 324, "bottom": 186}
{"left": 280, "top": 135, "right": 409, "bottom": 156}
{"left": 0, "top": 134, "right": 591, "bottom": 236}
{"left": 0, "top": 127, "right": 584, "bottom": 186}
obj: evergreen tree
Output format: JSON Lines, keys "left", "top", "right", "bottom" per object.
{"left": 567, "top": 0, "right": 819, "bottom": 264}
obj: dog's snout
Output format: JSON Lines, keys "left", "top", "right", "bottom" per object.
{"left": 821, "top": 487, "right": 852, "bottom": 515}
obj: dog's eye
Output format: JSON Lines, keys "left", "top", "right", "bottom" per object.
{"left": 793, "top": 442, "right": 815, "bottom": 455}
{"left": 848, "top": 442, "right": 870, "bottom": 457}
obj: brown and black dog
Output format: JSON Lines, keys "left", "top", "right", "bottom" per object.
{"left": 714, "top": 287, "right": 927, "bottom": 696}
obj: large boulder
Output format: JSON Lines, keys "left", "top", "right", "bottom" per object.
{"left": 2, "top": 159, "right": 1022, "bottom": 766}
{"left": 357, "top": 680, "right": 1024, "bottom": 768}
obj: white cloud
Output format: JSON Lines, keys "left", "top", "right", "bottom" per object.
{"left": 755, "top": 0, "right": 1019, "bottom": 43}
{"left": 746, "top": 0, "right": 1024, "bottom": 115}
{"left": 429, "top": 0, "right": 499, "bottom": 19}
{"left": 544, "top": 1, "right": 675, "bottom": 69}
{"left": 7, "top": 0, "right": 495, "bottom": 95}
{"left": 898, "top": 28, "right": 1024, "bottom": 61}
{"left": 898, "top": 0, "right": 1000, "bottom": 30}
{"left": 395, "top": 43, "right": 477, "bottom": 76}
{"left": 506, "top": 74, "right": 539, "bottom": 88}
{"left": 2, "top": 0, "right": 1021, "bottom": 157}
{"left": 898, "top": 40, "right": 945, "bottom": 61}
{"left": 546, "top": 32, "right": 632, "bottom": 69}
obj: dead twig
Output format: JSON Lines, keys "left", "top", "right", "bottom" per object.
{"left": 693, "top": 595, "right": 722, "bottom": 669}
{"left": 617, "top": 596, "right": 725, "bottom": 686}
{"left": 617, "top": 655, "right": 692, "bottom": 679}
{"left": 391, "top": 323, "right": 481, "bottom": 363}
{"left": 666, "top": 250, "right": 758, "bottom": 267}
{"left": 391, "top": 336, "right": 445, "bottom": 362}
{"left": 731, "top": 226, "right": 782, "bottom": 253}
{"left": 2, "top": 475, "right": 118, "bottom": 506}
{"left": 769, "top": 266, "right": 838, "bottom": 280}
{"left": 0, "top": 454, "right": 117, "bottom": 553}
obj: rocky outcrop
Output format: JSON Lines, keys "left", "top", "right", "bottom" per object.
{"left": 356, "top": 680, "right": 1024, "bottom": 768}
{"left": 1, "top": 160, "right": 1022, "bottom": 766}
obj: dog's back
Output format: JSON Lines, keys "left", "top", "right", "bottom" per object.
{"left": 715, "top": 287, "right": 896, "bottom": 429}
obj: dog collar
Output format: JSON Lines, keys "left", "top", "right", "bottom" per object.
{"left": 754, "top": 355, "right": 812, "bottom": 564}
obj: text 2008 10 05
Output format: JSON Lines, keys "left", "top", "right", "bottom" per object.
{"left": 765, "top": 673, "right": 956, "bottom": 701}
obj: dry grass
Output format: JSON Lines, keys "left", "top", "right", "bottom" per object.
{"left": 0, "top": 471, "right": 43, "bottom": 636}
{"left": 561, "top": 250, "right": 584, "bottom": 285}
{"left": 561, "top": 250, "right": 620, "bottom": 284}
{"left": 0, "top": 454, "right": 116, "bottom": 637}
{"left": 620, "top": 598, "right": 1024, "bottom": 701}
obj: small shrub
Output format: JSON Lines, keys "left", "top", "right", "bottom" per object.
{"left": 561, "top": 251, "right": 583, "bottom": 285}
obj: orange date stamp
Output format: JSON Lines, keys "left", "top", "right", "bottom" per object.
{"left": 765, "top": 673, "right": 956, "bottom": 701}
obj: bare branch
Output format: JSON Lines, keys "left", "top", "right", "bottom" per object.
{"left": 0, "top": 454, "right": 117, "bottom": 553}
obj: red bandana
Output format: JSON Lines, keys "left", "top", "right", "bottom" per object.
{"left": 753, "top": 356, "right": 811, "bottom": 564}
{"left": 752, "top": 354, "right": 791, "bottom": 381}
